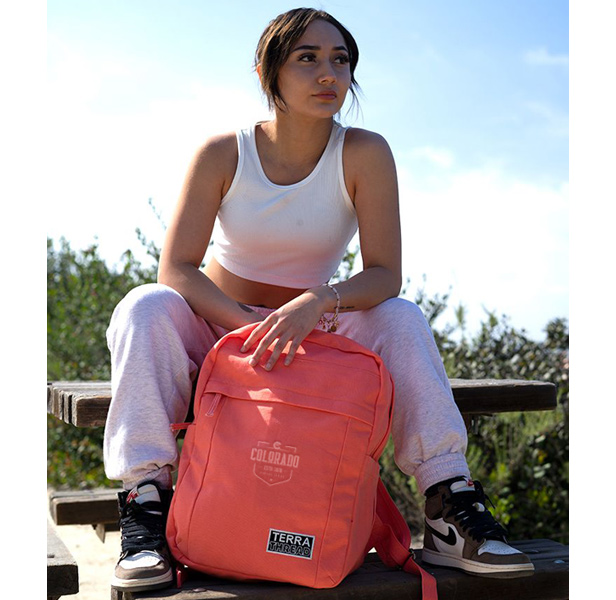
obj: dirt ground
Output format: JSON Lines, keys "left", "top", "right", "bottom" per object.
{"left": 58, "top": 524, "right": 122, "bottom": 600}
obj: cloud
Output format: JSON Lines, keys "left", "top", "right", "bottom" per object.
{"left": 524, "top": 47, "right": 569, "bottom": 68}
{"left": 396, "top": 163, "right": 568, "bottom": 338}
{"left": 524, "top": 101, "right": 569, "bottom": 138}
{"left": 408, "top": 146, "right": 456, "bottom": 169}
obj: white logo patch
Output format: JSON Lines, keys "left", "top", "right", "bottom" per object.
{"left": 267, "top": 529, "right": 315, "bottom": 560}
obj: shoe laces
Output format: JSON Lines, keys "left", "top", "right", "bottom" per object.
{"left": 443, "top": 480, "right": 509, "bottom": 543}
{"left": 119, "top": 497, "right": 167, "bottom": 557}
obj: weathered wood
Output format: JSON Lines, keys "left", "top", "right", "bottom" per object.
{"left": 95, "top": 521, "right": 121, "bottom": 542}
{"left": 49, "top": 488, "right": 121, "bottom": 526}
{"left": 449, "top": 379, "right": 557, "bottom": 415}
{"left": 48, "top": 381, "right": 112, "bottom": 427}
{"left": 47, "top": 519, "right": 79, "bottom": 599}
{"left": 110, "top": 539, "right": 568, "bottom": 600}
{"left": 47, "top": 379, "right": 557, "bottom": 428}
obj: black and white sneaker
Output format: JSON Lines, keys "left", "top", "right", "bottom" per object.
{"left": 111, "top": 481, "right": 175, "bottom": 592}
{"left": 422, "top": 477, "right": 534, "bottom": 578}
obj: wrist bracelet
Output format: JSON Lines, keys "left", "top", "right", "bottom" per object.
{"left": 318, "top": 283, "right": 340, "bottom": 333}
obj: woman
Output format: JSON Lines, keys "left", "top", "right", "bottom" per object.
{"left": 105, "top": 8, "right": 533, "bottom": 593}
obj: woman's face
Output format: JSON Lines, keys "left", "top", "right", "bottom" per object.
{"left": 275, "top": 19, "right": 352, "bottom": 118}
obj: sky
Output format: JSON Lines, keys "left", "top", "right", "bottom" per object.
{"left": 45, "top": 0, "right": 569, "bottom": 340}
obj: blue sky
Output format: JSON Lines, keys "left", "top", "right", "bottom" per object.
{"left": 46, "top": 0, "right": 569, "bottom": 339}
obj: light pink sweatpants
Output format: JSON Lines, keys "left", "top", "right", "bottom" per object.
{"left": 104, "top": 283, "right": 470, "bottom": 493}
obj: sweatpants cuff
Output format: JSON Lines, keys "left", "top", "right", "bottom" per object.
{"left": 412, "top": 453, "right": 471, "bottom": 496}
{"left": 122, "top": 466, "right": 174, "bottom": 491}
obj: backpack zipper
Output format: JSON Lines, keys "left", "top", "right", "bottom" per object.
{"left": 169, "top": 392, "right": 223, "bottom": 431}
{"left": 205, "top": 392, "right": 223, "bottom": 417}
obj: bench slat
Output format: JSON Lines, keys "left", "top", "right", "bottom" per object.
{"left": 110, "top": 538, "right": 567, "bottom": 600}
{"left": 50, "top": 488, "right": 121, "bottom": 526}
{"left": 47, "top": 519, "right": 79, "bottom": 598}
{"left": 449, "top": 378, "right": 557, "bottom": 414}
{"left": 47, "top": 379, "right": 557, "bottom": 428}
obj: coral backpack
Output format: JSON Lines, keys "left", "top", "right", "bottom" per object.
{"left": 166, "top": 324, "right": 437, "bottom": 598}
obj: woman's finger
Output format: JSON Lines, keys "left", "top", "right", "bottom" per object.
{"left": 240, "top": 317, "right": 273, "bottom": 352}
{"left": 248, "top": 323, "right": 284, "bottom": 366}
{"left": 283, "top": 339, "right": 302, "bottom": 367}
{"left": 264, "top": 334, "right": 294, "bottom": 371}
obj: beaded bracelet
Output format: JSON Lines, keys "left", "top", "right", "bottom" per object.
{"left": 318, "top": 283, "right": 341, "bottom": 333}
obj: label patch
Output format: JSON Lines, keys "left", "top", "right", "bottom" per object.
{"left": 267, "top": 529, "right": 315, "bottom": 560}
{"left": 250, "top": 441, "right": 300, "bottom": 485}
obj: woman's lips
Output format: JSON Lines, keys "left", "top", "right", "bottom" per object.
{"left": 314, "top": 91, "right": 337, "bottom": 100}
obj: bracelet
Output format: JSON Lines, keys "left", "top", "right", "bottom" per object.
{"left": 318, "top": 283, "right": 340, "bottom": 333}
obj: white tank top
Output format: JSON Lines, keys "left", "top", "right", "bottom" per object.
{"left": 211, "top": 122, "right": 358, "bottom": 289}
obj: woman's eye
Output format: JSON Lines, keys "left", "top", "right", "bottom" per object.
{"left": 334, "top": 54, "right": 350, "bottom": 65}
{"left": 298, "top": 53, "right": 316, "bottom": 62}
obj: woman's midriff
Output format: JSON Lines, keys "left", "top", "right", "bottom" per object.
{"left": 203, "top": 257, "right": 307, "bottom": 309}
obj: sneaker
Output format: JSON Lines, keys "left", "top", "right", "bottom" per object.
{"left": 422, "top": 477, "right": 534, "bottom": 578}
{"left": 111, "top": 481, "right": 175, "bottom": 592}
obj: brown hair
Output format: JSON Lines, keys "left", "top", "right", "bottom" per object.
{"left": 254, "top": 7, "right": 360, "bottom": 113}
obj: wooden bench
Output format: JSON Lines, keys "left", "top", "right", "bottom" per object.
{"left": 47, "top": 379, "right": 567, "bottom": 599}
{"left": 109, "top": 539, "right": 568, "bottom": 600}
{"left": 47, "top": 378, "right": 558, "bottom": 429}
{"left": 49, "top": 487, "right": 121, "bottom": 542}
{"left": 47, "top": 519, "right": 79, "bottom": 600}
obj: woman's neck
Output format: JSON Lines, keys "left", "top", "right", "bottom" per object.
{"left": 258, "top": 115, "right": 334, "bottom": 169}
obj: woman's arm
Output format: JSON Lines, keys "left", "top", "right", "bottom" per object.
{"left": 158, "top": 134, "right": 263, "bottom": 330}
{"left": 327, "top": 128, "right": 402, "bottom": 309}
{"left": 241, "top": 128, "right": 401, "bottom": 369}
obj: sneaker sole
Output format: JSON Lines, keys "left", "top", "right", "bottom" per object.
{"left": 110, "top": 570, "right": 174, "bottom": 592}
{"left": 422, "top": 548, "right": 535, "bottom": 579}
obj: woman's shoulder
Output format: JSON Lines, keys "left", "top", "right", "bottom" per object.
{"left": 343, "top": 125, "right": 387, "bottom": 143}
{"left": 194, "top": 130, "right": 238, "bottom": 161}
{"left": 341, "top": 126, "right": 395, "bottom": 168}
{"left": 187, "top": 130, "right": 239, "bottom": 180}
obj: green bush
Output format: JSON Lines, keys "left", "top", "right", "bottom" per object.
{"left": 379, "top": 306, "right": 569, "bottom": 544}
{"left": 47, "top": 237, "right": 157, "bottom": 489}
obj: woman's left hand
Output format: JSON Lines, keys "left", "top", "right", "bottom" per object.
{"left": 239, "top": 287, "right": 331, "bottom": 370}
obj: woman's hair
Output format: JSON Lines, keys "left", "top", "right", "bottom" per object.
{"left": 254, "top": 7, "right": 360, "bottom": 113}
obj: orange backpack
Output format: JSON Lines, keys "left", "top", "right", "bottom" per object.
{"left": 166, "top": 324, "right": 437, "bottom": 598}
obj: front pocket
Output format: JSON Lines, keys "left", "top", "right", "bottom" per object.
{"left": 181, "top": 397, "right": 369, "bottom": 587}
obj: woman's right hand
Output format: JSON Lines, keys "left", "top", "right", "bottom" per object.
{"left": 239, "top": 286, "right": 333, "bottom": 371}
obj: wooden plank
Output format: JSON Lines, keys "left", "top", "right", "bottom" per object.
{"left": 111, "top": 539, "right": 567, "bottom": 600}
{"left": 49, "top": 488, "right": 121, "bottom": 526}
{"left": 47, "top": 379, "right": 557, "bottom": 428}
{"left": 47, "top": 519, "right": 79, "bottom": 598}
{"left": 48, "top": 382, "right": 112, "bottom": 427}
{"left": 450, "top": 378, "right": 557, "bottom": 415}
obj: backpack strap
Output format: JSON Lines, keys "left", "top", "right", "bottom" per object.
{"left": 370, "top": 479, "right": 439, "bottom": 600}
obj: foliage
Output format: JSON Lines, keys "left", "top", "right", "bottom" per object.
{"left": 47, "top": 239, "right": 568, "bottom": 543}
{"left": 379, "top": 295, "right": 569, "bottom": 544}
{"left": 47, "top": 237, "right": 157, "bottom": 381}
{"left": 47, "top": 237, "right": 157, "bottom": 489}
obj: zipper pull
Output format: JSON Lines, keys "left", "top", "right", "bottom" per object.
{"left": 206, "top": 392, "right": 222, "bottom": 417}
{"left": 170, "top": 422, "right": 191, "bottom": 432}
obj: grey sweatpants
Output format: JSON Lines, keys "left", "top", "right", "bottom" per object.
{"left": 104, "top": 283, "right": 470, "bottom": 493}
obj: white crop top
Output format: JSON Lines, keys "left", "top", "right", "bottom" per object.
{"left": 211, "top": 122, "right": 358, "bottom": 289}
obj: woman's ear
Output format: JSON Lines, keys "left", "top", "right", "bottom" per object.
{"left": 256, "top": 63, "right": 263, "bottom": 85}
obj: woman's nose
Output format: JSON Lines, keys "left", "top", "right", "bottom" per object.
{"left": 318, "top": 62, "right": 337, "bottom": 84}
